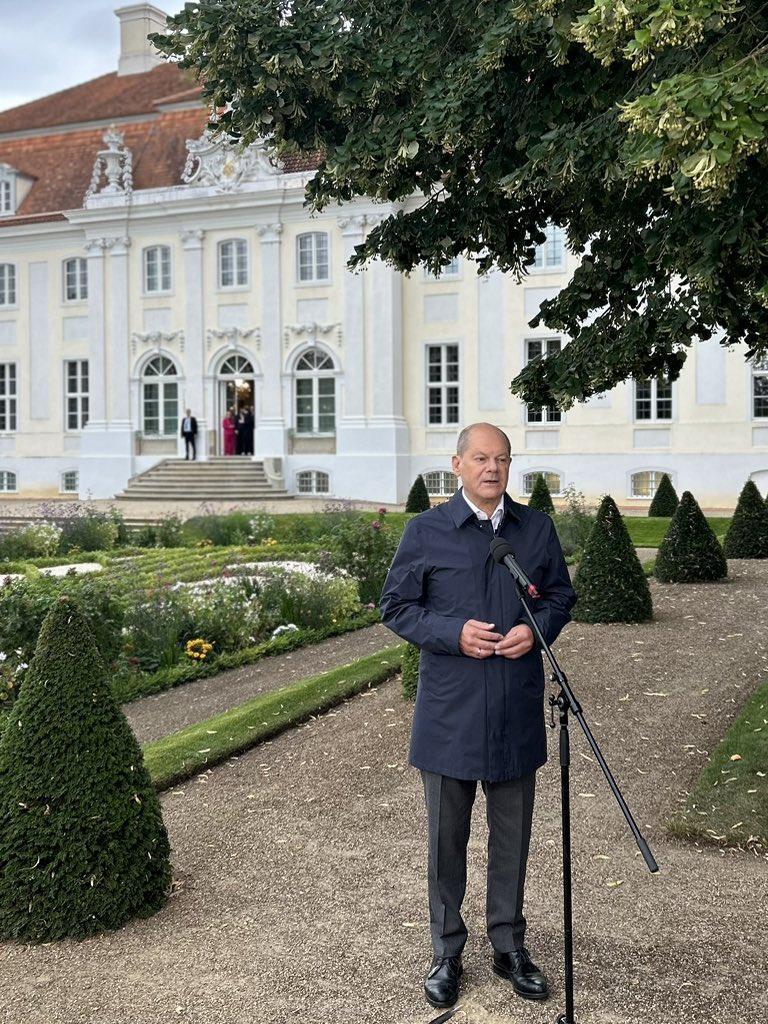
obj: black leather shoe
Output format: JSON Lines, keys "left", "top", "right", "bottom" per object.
{"left": 424, "top": 953, "right": 463, "bottom": 1009}
{"left": 492, "top": 946, "right": 549, "bottom": 1000}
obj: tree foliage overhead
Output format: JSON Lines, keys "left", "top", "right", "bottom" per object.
{"left": 152, "top": 1, "right": 768, "bottom": 407}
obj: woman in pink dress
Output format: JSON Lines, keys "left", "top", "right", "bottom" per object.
{"left": 222, "top": 408, "right": 236, "bottom": 456}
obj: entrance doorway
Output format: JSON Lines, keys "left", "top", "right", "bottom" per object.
{"left": 216, "top": 354, "right": 256, "bottom": 455}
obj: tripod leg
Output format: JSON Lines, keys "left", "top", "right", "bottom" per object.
{"left": 559, "top": 706, "right": 576, "bottom": 1024}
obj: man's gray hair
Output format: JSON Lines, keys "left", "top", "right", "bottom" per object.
{"left": 456, "top": 422, "right": 512, "bottom": 457}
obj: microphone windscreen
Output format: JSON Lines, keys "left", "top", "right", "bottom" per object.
{"left": 489, "top": 537, "right": 512, "bottom": 563}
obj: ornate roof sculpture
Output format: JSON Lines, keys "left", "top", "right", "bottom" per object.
{"left": 182, "top": 129, "right": 284, "bottom": 192}
{"left": 84, "top": 125, "right": 133, "bottom": 200}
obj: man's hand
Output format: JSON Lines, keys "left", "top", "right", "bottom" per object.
{"left": 494, "top": 624, "right": 535, "bottom": 659}
{"left": 459, "top": 620, "right": 503, "bottom": 659}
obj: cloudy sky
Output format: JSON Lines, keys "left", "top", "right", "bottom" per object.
{"left": 0, "top": 0, "right": 182, "bottom": 113}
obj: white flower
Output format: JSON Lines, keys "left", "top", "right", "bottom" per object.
{"left": 17, "top": 663, "right": 28, "bottom": 672}
{"left": 0, "top": 652, "right": 6, "bottom": 663}
{"left": 271, "top": 623, "right": 299, "bottom": 637}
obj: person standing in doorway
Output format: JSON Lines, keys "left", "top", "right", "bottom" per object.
{"left": 180, "top": 408, "right": 198, "bottom": 461}
{"left": 235, "top": 408, "right": 246, "bottom": 455}
{"left": 379, "top": 422, "right": 576, "bottom": 1012}
{"left": 242, "top": 405, "right": 255, "bottom": 455}
{"left": 222, "top": 408, "right": 236, "bottom": 456}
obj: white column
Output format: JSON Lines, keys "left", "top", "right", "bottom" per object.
{"left": 477, "top": 267, "right": 506, "bottom": 411}
{"left": 180, "top": 228, "right": 208, "bottom": 459}
{"left": 254, "top": 221, "right": 286, "bottom": 457}
{"left": 338, "top": 214, "right": 367, "bottom": 424}
{"left": 84, "top": 238, "right": 107, "bottom": 425}
{"left": 108, "top": 236, "right": 131, "bottom": 425}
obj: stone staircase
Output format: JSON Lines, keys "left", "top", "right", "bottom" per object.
{"left": 116, "top": 457, "right": 292, "bottom": 502}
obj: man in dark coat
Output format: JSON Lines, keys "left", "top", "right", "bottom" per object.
{"left": 379, "top": 422, "right": 576, "bottom": 1011}
{"left": 180, "top": 408, "right": 198, "bottom": 461}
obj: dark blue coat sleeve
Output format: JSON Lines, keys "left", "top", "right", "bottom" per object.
{"left": 379, "top": 518, "right": 467, "bottom": 655}
{"left": 515, "top": 517, "right": 576, "bottom": 650}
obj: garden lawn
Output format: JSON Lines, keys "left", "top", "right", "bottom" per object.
{"left": 623, "top": 515, "right": 731, "bottom": 549}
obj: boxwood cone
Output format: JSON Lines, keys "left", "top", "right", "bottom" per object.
{"left": 647, "top": 473, "right": 679, "bottom": 517}
{"left": 654, "top": 491, "right": 727, "bottom": 583}
{"left": 405, "top": 474, "right": 431, "bottom": 513}
{"left": 572, "top": 495, "right": 653, "bottom": 623}
{"left": 527, "top": 473, "right": 555, "bottom": 515}
{"left": 722, "top": 480, "right": 768, "bottom": 558}
{"left": 0, "top": 597, "right": 171, "bottom": 942}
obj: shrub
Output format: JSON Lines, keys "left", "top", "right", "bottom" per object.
{"left": 247, "top": 511, "right": 277, "bottom": 544}
{"left": 647, "top": 473, "right": 679, "bottom": 517}
{"left": 722, "top": 480, "right": 768, "bottom": 558}
{"left": 0, "top": 574, "right": 124, "bottom": 675}
{"left": 405, "top": 475, "right": 431, "bottom": 513}
{"left": 527, "top": 473, "right": 555, "bottom": 515}
{"left": 0, "top": 598, "right": 171, "bottom": 941}
{"left": 182, "top": 578, "right": 262, "bottom": 653}
{"left": 131, "top": 524, "right": 159, "bottom": 548}
{"left": 155, "top": 513, "right": 185, "bottom": 548}
{"left": 319, "top": 508, "right": 400, "bottom": 604}
{"left": 551, "top": 484, "right": 596, "bottom": 558}
{"left": 122, "top": 589, "right": 191, "bottom": 672}
{"left": 254, "top": 567, "right": 360, "bottom": 634}
{"left": 401, "top": 643, "right": 420, "bottom": 701}
{"left": 572, "top": 495, "right": 653, "bottom": 623}
{"left": 106, "top": 506, "right": 130, "bottom": 546}
{"left": 60, "top": 511, "right": 118, "bottom": 554}
{"left": 654, "top": 491, "right": 727, "bottom": 582}
{"left": 0, "top": 521, "right": 62, "bottom": 561}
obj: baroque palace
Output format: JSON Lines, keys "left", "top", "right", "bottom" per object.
{"left": 0, "top": 4, "right": 766, "bottom": 508}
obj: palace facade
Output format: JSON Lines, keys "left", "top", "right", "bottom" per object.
{"left": 0, "top": 4, "right": 766, "bottom": 509}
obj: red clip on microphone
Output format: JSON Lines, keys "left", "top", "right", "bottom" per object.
{"left": 489, "top": 538, "right": 540, "bottom": 599}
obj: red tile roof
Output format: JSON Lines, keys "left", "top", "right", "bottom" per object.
{"left": 0, "top": 63, "right": 323, "bottom": 229}
{"left": 0, "top": 64, "right": 199, "bottom": 134}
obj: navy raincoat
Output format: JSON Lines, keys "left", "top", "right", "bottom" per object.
{"left": 379, "top": 487, "right": 576, "bottom": 782}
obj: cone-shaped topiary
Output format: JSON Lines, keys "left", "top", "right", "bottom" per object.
{"left": 648, "top": 473, "right": 679, "bottom": 517}
{"left": 527, "top": 473, "right": 555, "bottom": 515}
{"left": 572, "top": 495, "right": 653, "bottom": 623}
{"left": 722, "top": 480, "right": 768, "bottom": 558}
{"left": 654, "top": 491, "right": 727, "bottom": 582}
{"left": 405, "top": 474, "right": 432, "bottom": 513}
{"left": 401, "top": 642, "right": 420, "bottom": 702}
{"left": 0, "top": 597, "right": 171, "bottom": 942}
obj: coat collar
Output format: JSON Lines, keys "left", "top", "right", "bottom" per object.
{"left": 446, "top": 486, "right": 523, "bottom": 528}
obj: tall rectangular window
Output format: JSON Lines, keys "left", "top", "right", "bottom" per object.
{"left": 143, "top": 245, "right": 171, "bottom": 293}
{"left": 0, "top": 363, "right": 17, "bottom": 431}
{"left": 63, "top": 257, "right": 88, "bottom": 301}
{"left": 218, "top": 239, "right": 248, "bottom": 287}
{"left": 635, "top": 377, "right": 673, "bottom": 420}
{"left": 534, "top": 225, "right": 564, "bottom": 270}
{"left": 0, "top": 263, "right": 16, "bottom": 306}
{"left": 752, "top": 355, "right": 768, "bottom": 418}
{"left": 297, "top": 232, "right": 330, "bottom": 283}
{"left": 65, "top": 360, "right": 89, "bottom": 430}
{"left": 524, "top": 338, "right": 562, "bottom": 423}
{"left": 426, "top": 344, "right": 459, "bottom": 425}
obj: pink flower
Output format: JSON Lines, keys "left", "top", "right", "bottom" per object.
{"left": 378, "top": 506, "right": 387, "bottom": 516}
{"left": 371, "top": 520, "right": 381, "bottom": 531}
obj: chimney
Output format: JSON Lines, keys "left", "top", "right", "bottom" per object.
{"left": 115, "top": 4, "right": 168, "bottom": 76}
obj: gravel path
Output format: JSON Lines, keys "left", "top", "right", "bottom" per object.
{"left": 1, "top": 562, "right": 767, "bottom": 1024}
{"left": 125, "top": 623, "right": 397, "bottom": 744}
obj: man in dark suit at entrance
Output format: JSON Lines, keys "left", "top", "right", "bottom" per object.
{"left": 180, "top": 408, "right": 198, "bottom": 461}
{"left": 379, "top": 422, "right": 576, "bottom": 1011}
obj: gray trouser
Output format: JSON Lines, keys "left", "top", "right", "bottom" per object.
{"left": 420, "top": 769, "right": 536, "bottom": 957}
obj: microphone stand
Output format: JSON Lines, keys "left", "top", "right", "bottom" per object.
{"left": 504, "top": 556, "right": 659, "bottom": 1024}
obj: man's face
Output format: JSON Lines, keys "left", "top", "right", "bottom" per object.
{"left": 452, "top": 427, "right": 511, "bottom": 504}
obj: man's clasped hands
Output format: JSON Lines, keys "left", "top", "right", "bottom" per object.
{"left": 459, "top": 620, "right": 535, "bottom": 660}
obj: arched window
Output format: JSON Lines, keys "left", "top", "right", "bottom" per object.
{"left": 752, "top": 354, "right": 768, "bottom": 418}
{"left": 63, "top": 257, "right": 88, "bottom": 301}
{"left": 296, "top": 470, "right": 330, "bottom": 495}
{"left": 142, "top": 355, "right": 179, "bottom": 436}
{"left": 0, "top": 470, "right": 17, "bottom": 492}
{"left": 631, "top": 471, "right": 666, "bottom": 498}
{"left": 143, "top": 245, "right": 171, "bottom": 294}
{"left": 0, "top": 263, "right": 16, "bottom": 306}
{"left": 296, "top": 231, "right": 329, "bottom": 283}
{"left": 424, "top": 470, "right": 456, "bottom": 497}
{"left": 523, "top": 471, "right": 562, "bottom": 496}
{"left": 218, "top": 238, "right": 248, "bottom": 288}
{"left": 218, "top": 353, "right": 255, "bottom": 376}
{"left": 295, "top": 349, "right": 335, "bottom": 434}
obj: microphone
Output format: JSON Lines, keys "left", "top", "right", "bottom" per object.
{"left": 489, "top": 538, "right": 540, "bottom": 599}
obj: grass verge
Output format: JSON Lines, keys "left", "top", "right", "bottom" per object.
{"left": 623, "top": 516, "right": 731, "bottom": 549}
{"left": 143, "top": 644, "right": 405, "bottom": 790}
{"left": 667, "top": 678, "right": 768, "bottom": 852}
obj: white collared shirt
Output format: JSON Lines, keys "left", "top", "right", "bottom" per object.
{"left": 460, "top": 485, "right": 505, "bottom": 532}
{"left": 183, "top": 417, "right": 192, "bottom": 432}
